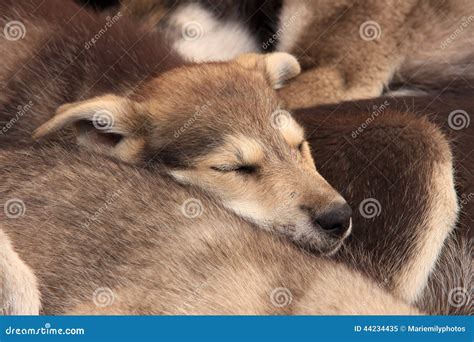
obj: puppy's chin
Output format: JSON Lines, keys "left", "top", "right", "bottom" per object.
{"left": 250, "top": 220, "right": 347, "bottom": 256}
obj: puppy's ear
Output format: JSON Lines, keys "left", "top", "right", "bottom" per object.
{"left": 235, "top": 52, "right": 301, "bottom": 89}
{"left": 33, "top": 94, "right": 147, "bottom": 163}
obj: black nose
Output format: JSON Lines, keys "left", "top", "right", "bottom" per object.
{"left": 314, "top": 203, "right": 352, "bottom": 236}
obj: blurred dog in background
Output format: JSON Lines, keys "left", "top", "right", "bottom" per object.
{"left": 121, "top": 0, "right": 474, "bottom": 107}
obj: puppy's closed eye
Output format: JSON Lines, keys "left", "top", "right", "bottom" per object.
{"left": 211, "top": 164, "right": 258, "bottom": 175}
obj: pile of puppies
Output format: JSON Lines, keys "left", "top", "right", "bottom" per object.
{"left": 0, "top": 0, "right": 471, "bottom": 315}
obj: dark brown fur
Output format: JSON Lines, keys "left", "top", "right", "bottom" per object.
{"left": 0, "top": 0, "right": 181, "bottom": 147}
{"left": 294, "top": 91, "right": 473, "bottom": 314}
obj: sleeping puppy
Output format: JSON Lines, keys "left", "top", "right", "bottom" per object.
{"left": 1, "top": 1, "right": 352, "bottom": 253}
{"left": 1, "top": 106, "right": 459, "bottom": 315}
{"left": 0, "top": 143, "right": 417, "bottom": 315}
{"left": 122, "top": 0, "right": 474, "bottom": 107}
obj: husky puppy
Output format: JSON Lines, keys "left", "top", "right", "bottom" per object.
{"left": 0, "top": 0, "right": 352, "bottom": 251}
{"left": 1, "top": 107, "right": 459, "bottom": 315}
{"left": 0, "top": 144, "right": 418, "bottom": 315}
{"left": 124, "top": 0, "right": 474, "bottom": 107}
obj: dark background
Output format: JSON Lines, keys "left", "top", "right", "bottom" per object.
{"left": 77, "top": 0, "right": 119, "bottom": 10}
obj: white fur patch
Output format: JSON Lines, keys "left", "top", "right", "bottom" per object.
{"left": 0, "top": 230, "right": 41, "bottom": 315}
{"left": 169, "top": 3, "right": 259, "bottom": 62}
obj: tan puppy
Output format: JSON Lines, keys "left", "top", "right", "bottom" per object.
{"left": 0, "top": 144, "right": 417, "bottom": 315}
{"left": 1, "top": 1, "right": 351, "bottom": 252}
{"left": 123, "top": 0, "right": 474, "bottom": 107}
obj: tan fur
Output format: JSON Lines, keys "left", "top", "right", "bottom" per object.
{"left": 0, "top": 108, "right": 459, "bottom": 315}
{"left": 129, "top": 0, "right": 474, "bottom": 107}
{"left": 234, "top": 53, "right": 301, "bottom": 89}
{"left": 0, "top": 1, "right": 463, "bottom": 315}
{"left": 0, "top": 145, "right": 418, "bottom": 315}
{"left": 409, "top": 173, "right": 458, "bottom": 302}
{"left": 30, "top": 54, "right": 351, "bottom": 253}
{"left": 0, "top": 1, "right": 351, "bottom": 252}
{"left": 0, "top": 229, "right": 41, "bottom": 315}
{"left": 393, "top": 147, "right": 459, "bottom": 303}
{"left": 277, "top": 0, "right": 474, "bottom": 107}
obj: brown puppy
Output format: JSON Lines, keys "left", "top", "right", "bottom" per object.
{"left": 0, "top": 1, "right": 351, "bottom": 251}
{"left": 1, "top": 107, "right": 458, "bottom": 314}
{"left": 125, "top": 0, "right": 474, "bottom": 107}
{"left": 293, "top": 92, "right": 472, "bottom": 314}
{"left": 0, "top": 144, "right": 418, "bottom": 315}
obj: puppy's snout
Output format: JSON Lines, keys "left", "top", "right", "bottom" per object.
{"left": 314, "top": 203, "right": 352, "bottom": 236}
{"left": 301, "top": 202, "right": 352, "bottom": 237}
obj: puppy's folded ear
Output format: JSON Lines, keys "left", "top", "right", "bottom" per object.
{"left": 235, "top": 52, "right": 301, "bottom": 89}
{"left": 33, "top": 94, "right": 147, "bottom": 163}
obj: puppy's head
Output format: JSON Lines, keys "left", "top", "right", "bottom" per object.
{"left": 34, "top": 52, "right": 351, "bottom": 254}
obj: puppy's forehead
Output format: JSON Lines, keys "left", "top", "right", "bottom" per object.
{"left": 225, "top": 135, "right": 264, "bottom": 163}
